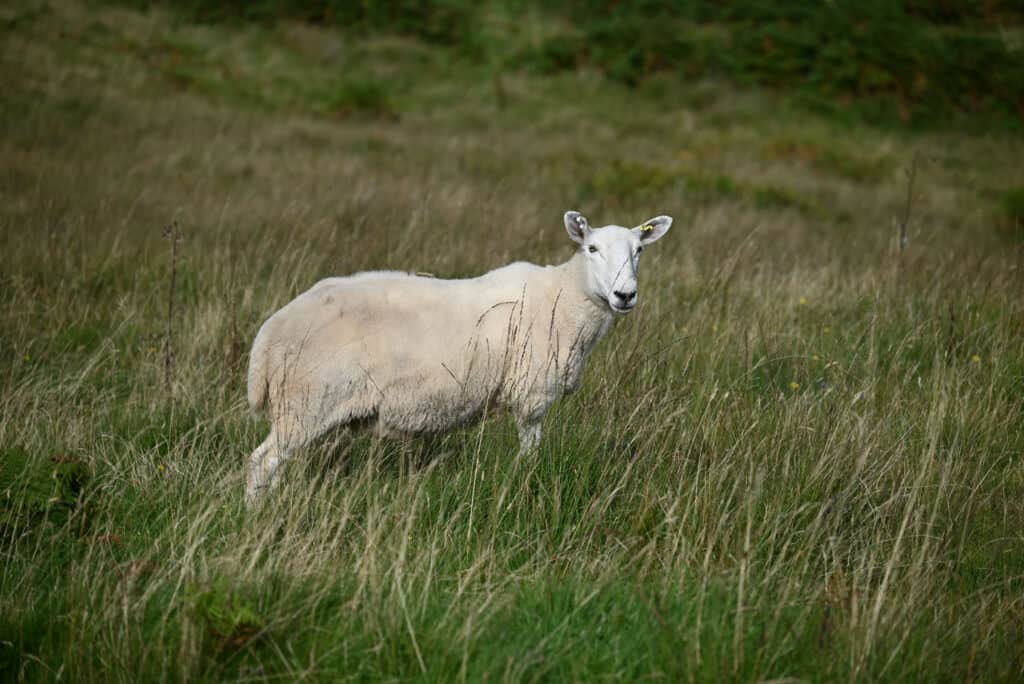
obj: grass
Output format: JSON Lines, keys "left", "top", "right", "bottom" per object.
{"left": 2, "top": 0, "right": 1024, "bottom": 681}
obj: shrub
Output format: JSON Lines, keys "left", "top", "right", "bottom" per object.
{"left": 119, "top": 0, "right": 475, "bottom": 45}
{"left": 114, "top": 0, "right": 1024, "bottom": 127}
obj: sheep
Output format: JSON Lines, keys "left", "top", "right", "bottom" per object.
{"left": 245, "top": 211, "right": 672, "bottom": 504}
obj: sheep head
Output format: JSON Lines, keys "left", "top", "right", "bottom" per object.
{"left": 564, "top": 211, "right": 672, "bottom": 315}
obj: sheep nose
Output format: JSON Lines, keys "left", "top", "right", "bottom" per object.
{"left": 614, "top": 290, "right": 637, "bottom": 305}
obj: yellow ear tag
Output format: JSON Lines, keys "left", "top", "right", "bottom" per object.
{"left": 640, "top": 223, "right": 654, "bottom": 232}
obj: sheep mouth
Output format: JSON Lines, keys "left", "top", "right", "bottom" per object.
{"left": 600, "top": 295, "right": 635, "bottom": 314}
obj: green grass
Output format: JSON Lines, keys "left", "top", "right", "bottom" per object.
{"left": 108, "top": 0, "right": 1024, "bottom": 129}
{"left": 2, "top": 1, "right": 1024, "bottom": 681}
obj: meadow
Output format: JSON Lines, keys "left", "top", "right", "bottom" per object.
{"left": 2, "top": 1, "right": 1023, "bottom": 681}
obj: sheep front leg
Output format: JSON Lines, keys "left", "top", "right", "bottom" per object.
{"left": 515, "top": 417, "right": 542, "bottom": 457}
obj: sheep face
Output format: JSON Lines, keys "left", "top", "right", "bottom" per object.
{"left": 564, "top": 211, "right": 672, "bottom": 315}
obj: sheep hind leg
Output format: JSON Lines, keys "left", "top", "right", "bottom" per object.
{"left": 246, "top": 398, "right": 377, "bottom": 506}
{"left": 245, "top": 429, "right": 297, "bottom": 507}
{"left": 515, "top": 417, "right": 542, "bottom": 458}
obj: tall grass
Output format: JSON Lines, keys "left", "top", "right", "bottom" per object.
{"left": 2, "top": 1, "right": 1023, "bottom": 681}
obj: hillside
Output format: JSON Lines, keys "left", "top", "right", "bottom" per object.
{"left": 2, "top": 1, "right": 1023, "bottom": 681}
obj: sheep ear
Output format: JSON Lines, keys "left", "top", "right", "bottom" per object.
{"left": 564, "top": 211, "right": 590, "bottom": 245}
{"left": 634, "top": 215, "right": 672, "bottom": 244}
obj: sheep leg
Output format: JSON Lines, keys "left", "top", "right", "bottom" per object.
{"left": 515, "top": 417, "right": 542, "bottom": 457}
{"left": 245, "top": 430, "right": 295, "bottom": 506}
{"left": 246, "top": 394, "right": 370, "bottom": 505}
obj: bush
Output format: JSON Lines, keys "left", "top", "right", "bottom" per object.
{"left": 121, "top": 0, "right": 475, "bottom": 45}
{"left": 115, "top": 0, "right": 1024, "bottom": 127}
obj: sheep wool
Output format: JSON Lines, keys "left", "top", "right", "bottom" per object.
{"left": 245, "top": 211, "right": 672, "bottom": 504}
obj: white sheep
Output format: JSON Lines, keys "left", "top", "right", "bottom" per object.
{"left": 245, "top": 211, "right": 672, "bottom": 503}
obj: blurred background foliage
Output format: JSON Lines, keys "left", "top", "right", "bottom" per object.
{"left": 111, "top": 0, "right": 1024, "bottom": 129}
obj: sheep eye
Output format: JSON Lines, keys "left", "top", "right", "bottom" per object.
{"left": 587, "top": 245, "right": 598, "bottom": 254}
{"left": 636, "top": 245, "right": 644, "bottom": 254}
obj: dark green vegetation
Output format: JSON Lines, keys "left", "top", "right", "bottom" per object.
{"left": 2, "top": 0, "right": 1024, "bottom": 681}
{"left": 123, "top": 0, "right": 1024, "bottom": 129}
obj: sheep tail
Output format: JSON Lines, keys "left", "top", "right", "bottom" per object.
{"left": 246, "top": 325, "right": 270, "bottom": 415}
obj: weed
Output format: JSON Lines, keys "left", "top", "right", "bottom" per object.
{"left": 189, "top": 580, "right": 265, "bottom": 651}
{"left": 162, "top": 221, "right": 183, "bottom": 394}
{"left": 0, "top": 448, "right": 92, "bottom": 543}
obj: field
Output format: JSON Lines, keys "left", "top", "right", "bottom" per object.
{"left": 2, "top": 1, "right": 1024, "bottom": 681}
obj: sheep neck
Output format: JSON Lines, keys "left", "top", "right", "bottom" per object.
{"left": 553, "top": 250, "right": 616, "bottom": 358}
